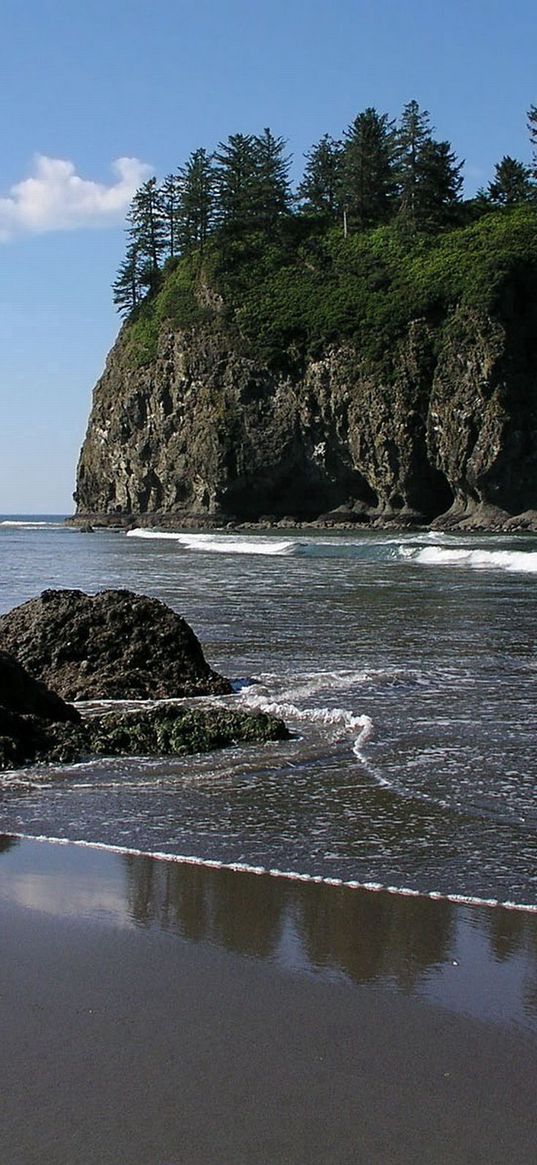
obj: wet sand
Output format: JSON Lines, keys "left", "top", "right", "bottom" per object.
{"left": 1, "top": 837, "right": 537, "bottom": 1164}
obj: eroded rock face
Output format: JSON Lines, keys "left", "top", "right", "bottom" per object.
{"left": 0, "top": 589, "right": 231, "bottom": 701}
{"left": 73, "top": 306, "right": 537, "bottom": 529}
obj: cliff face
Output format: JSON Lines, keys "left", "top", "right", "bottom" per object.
{"left": 74, "top": 303, "right": 537, "bottom": 529}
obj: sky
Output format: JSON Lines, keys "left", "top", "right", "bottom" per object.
{"left": 0, "top": 0, "right": 535, "bottom": 513}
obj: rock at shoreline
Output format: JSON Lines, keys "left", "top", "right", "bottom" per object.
{"left": 0, "top": 650, "right": 81, "bottom": 769}
{"left": 0, "top": 640, "right": 288, "bottom": 771}
{"left": 0, "top": 588, "right": 231, "bottom": 701}
{"left": 0, "top": 702, "right": 289, "bottom": 771}
{"left": 0, "top": 650, "right": 80, "bottom": 723}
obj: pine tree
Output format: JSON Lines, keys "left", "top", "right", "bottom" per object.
{"left": 112, "top": 240, "right": 141, "bottom": 316}
{"left": 252, "top": 127, "right": 292, "bottom": 228}
{"left": 527, "top": 105, "right": 537, "bottom": 175}
{"left": 160, "top": 173, "right": 181, "bottom": 259}
{"left": 297, "top": 134, "right": 343, "bottom": 218}
{"left": 127, "top": 177, "right": 166, "bottom": 290}
{"left": 417, "top": 139, "right": 464, "bottom": 226}
{"left": 340, "top": 108, "right": 396, "bottom": 230}
{"left": 213, "top": 133, "right": 261, "bottom": 232}
{"left": 394, "top": 99, "right": 433, "bottom": 220}
{"left": 488, "top": 156, "right": 535, "bottom": 206}
{"left": 176, "top": 148, "right": 215, "bottom": 253}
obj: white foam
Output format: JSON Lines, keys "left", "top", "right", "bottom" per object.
{"left": 0, "top": 520, "right": 64, "bottom": 529}
{"left": 239, "top": 688, "right": 373, "bottom": 753}
{"left": 6, "top": 833, "right": 537, "bottom": 914}
{"left": 403, "top": 545, "right": 537, "bottom": 574}
{"left": 126, "top": 529, "right": 298, "bottom": 556}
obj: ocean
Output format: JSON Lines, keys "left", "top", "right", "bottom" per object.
{"left": 1, "top": 515, "right": 536, "bottom": 909}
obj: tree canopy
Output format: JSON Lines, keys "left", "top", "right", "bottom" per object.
{"left": 113, "top": 100, "right": 537, "bottom": 316}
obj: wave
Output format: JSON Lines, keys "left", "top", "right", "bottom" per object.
{"left": 404, "top": 546, "right": 537, "bottom": 574}
{"left": 126, "top": 528, "right": 408, "bottom": 560}
{"left": 126, "top": 527, "right": 537, "bottom": 572}
{"left": 5, "top": 833, "right": 537, "bottom": 914}
{"left": 0, "top": 520, "right": 65, "bottom": 529}
{"left": 239, "top": 687, "right": 373, "bottom": 755}
{"left": 127, "top": 529, "right": 298, "bottom": 556}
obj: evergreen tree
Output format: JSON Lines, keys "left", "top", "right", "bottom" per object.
{"left": 213, "top": 133, "right": 261, "bottom": 232}
{"left": 394, "top": 99, "right": 433, "bottom": 220}
{"left": 176, "top": 148, "right": 215, "bottom": 253}
{"left": 417, "top": 139, "right": 464, "bottom": 226}
{"left": 488, "top": 156, "right": 535, "bottom": 206}
{"left": 112, "top": 240, "right": 141, "bottom": 316}
{"left": 252, "top": 127, "right": 292, "bottom": 228}
{"left": 127, "top": 177, "right": 166, "bottom": 290}
{"left": 160, "top": 172, "right": 181, "bottom": 258}
{"left": 297, "top": 134, "right": 343, "bottom": 218}
{"left": 527, "top": 105, "right": 537, "bottom": 175}
{"left": 340, "top": 107, "right": 396, "bottom": 230}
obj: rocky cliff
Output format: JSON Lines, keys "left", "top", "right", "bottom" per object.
{"left": 73, "top": 215, "right": 537, "bottom": 530}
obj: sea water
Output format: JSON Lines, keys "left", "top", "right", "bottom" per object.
{"left": 1, "top": 516, "right": 536, "bottom": 908}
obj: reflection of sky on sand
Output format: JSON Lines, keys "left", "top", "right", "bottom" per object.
{"left": 2, "top": 834, "right": 537, "bottom": 1033}
{"left": 0, "top": 836, "right": 130, "bottom": 926}
{"left": 0, "top": 873, "right": 130, "bottom": 925}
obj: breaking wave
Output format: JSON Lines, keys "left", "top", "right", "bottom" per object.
{"left": 126, "top": 527, "right": 537, "bottom": 572}
{"left": 403, "top": 546, "right": 537, "bottom": 574}
{"left": 127, "top": 529, "right": 298, "bottom": 556}
{"left": 238, "top": 686, "right": 373, "bottom": 756}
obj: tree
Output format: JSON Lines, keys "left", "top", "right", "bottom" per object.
{"left": 340, "top": 107, "right": 396, "bottom": 230}
{"left": 213, "top": 133, "right": 261, "bottom": 232}
{"left": 394, "top": 99, "right": 433, "bottom": 220}
{"left": 416, "top": 139, "right": 464, "bottom": 226}
{"left": 488, "top": 156, "right": 535, "bottom": 207}
{"left": 127, "top": 177, "right": 166, "bottom": 290}
{"left": 112, "top": 240, "right": 141, "bottom": 316}
{"left": 252, "top": 127, "right": 292, "bottom": 228}
{"left": 297, "top": 134, "right": 343, "bottom": 218}
{"left": 176, "top": 148, "right": 215, "bottom": 253}
{"left": 160, "top": 172, "right": 181, "bottom": 259}
{"left": 528, "top": 105, "right": 537, "bottom": 175}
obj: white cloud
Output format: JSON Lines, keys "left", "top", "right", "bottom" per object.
{"left": 0, "top": 154, "right": 152, "bottom": 242}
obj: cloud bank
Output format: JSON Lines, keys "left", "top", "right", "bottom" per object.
{"left": 0, "top": 155, "right": 152, "bottom": 241}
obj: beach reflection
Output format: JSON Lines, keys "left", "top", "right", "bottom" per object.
{"left": 122, "top": 852, "right": 537, "bottom": 1026}
{"left": 2, "top": 837, "right": 537, "bottom": 1030}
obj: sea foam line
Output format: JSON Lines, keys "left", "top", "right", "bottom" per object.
{"left": 5, "top": 832, "right": 537, "bottom": 915}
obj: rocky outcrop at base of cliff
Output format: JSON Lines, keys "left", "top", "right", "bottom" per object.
{"left": 0, "top": 589, "right": 231, "bottom": 701}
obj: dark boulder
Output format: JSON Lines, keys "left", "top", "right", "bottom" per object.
{"left": 0, "top": 650, "right": 80, "bottom": 770}
{"left": 0, "top": 650, "right": 80, "bottom": 722}
{"left": 0, "top": 589, "right": 231, "bottom": 701}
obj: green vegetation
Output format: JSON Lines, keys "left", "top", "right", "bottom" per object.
{"left": 114, "top": 99, "right": 537, "bottom": 373}
{"left": 0, "top": 704, "right": 289, "bottom": 771}
{"left": 121, "top": 205, "right": 537, "bottom": 374}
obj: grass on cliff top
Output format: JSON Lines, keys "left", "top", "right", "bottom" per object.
{"left": 124, "top": 206, "right": 537, "bottom": 372}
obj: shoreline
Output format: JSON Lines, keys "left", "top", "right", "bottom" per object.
{"left": 65, "top": 506, "right": 537, "bottom": 534}
{"left": 1, "top": 836, "right": 537, "bottom": 1164}
{"left": 6, "top": 830, "right": 537, "bottom": 915}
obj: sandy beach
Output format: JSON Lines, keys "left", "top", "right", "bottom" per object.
{"left": 1, "top": 836, "right": 537, "bottom": 1165}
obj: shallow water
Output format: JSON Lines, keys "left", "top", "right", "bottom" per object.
{"left": 1, "top": 516, "right": 536, "bottom": 906}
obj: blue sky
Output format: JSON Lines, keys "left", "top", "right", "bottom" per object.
{"left": 1, "top": 0, "right": 535, "bottom": 512}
